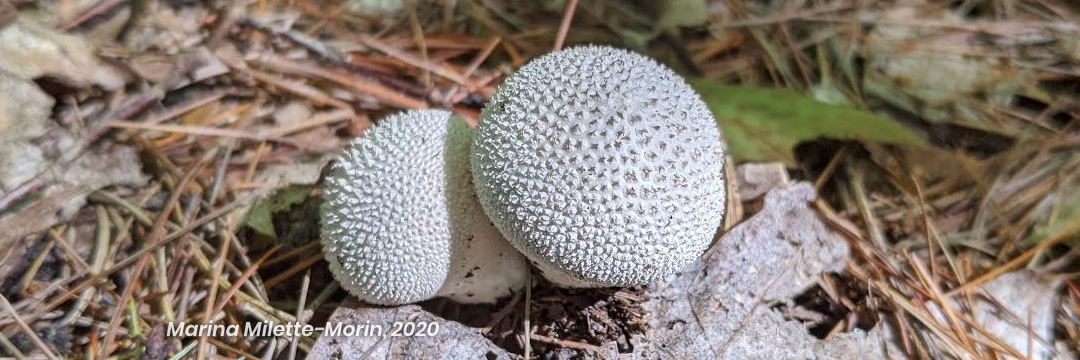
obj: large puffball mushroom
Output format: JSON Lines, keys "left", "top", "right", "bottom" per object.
{"left": 472, "top": 45, "right": 726, "bottom": 288}
{"left": 320, "top": 109, "right": 527, "bottom": 305}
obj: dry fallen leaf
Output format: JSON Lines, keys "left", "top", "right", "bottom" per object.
{"left": 974, "top": 271, "right": 1060, "bottom": 360}
{"left": 308, "top": 302, "right": 514, "bottom": 360}
{"left": 632, "top": 183, "right": 884, "bottom": 359}
{"left": 0, "top": 145, "right": 147, "bottom": 248}
{"left": 0, "top": 14, "right": 124, "bottom": 88}
{"left": 0, "top": 73, "right": 55, "bottom": 191}
{"left": 861, "top": 6, "right": 1039, "bottom": 132}
{"left": 736, "top": 162, "right": 789, "bottom": 200}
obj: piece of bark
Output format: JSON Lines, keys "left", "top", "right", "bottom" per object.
{"left": 629, "top": 182, "right": 884, "bottom": 359}
{"left": 306, "top": 301, "right": 513, "bottom": 360}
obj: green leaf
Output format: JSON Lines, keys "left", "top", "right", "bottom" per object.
{"left": 655, "top": 0, "right": 709, "bottom": 31}
{"left": 243, "top": 185, "right": 314, "bottom": 239}
{"left": 689, "top": 79, "right": 929, "bottom": 165}
{"left": 608, "top": 0, "right": 707, "bottom": 49}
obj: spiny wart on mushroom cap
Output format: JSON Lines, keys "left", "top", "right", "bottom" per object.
{"left": 321, "top": 109, "right": 527, "bottom": 305}
{"left": 472, "top": 45, "right": 727, "bottom": 287}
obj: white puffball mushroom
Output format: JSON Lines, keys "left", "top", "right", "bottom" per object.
{"left": 320, "top": 109, "right": 527, "bottom": 305}
{"left": 472, "top": 45, "right": 727, "bottom": 288}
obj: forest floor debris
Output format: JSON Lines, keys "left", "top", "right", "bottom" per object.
{"left": 0, "top": 0, "right": 1078, "bottom": 359}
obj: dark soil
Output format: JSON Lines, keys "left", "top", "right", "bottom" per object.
{"left": 423, "top": 273, "right": 648, "bottom": 358}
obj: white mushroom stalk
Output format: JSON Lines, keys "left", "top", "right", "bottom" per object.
{"left": 320, "top": 109, "right": 527, "bottom": 305}
{"left": 472, "top": 45, "right": 727, "bottom": 288}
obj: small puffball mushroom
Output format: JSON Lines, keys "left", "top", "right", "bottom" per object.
{"left": 472, "top": 45, "right": 727, "bottom": 287}
{"left": 321, "top": 109, "right": 527, "bottom": 305}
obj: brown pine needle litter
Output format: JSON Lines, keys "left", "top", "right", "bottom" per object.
{"left": 0, "top": 0, "right": 1078, "bottom": 359}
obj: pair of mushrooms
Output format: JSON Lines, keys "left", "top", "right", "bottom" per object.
{"left": 320, "top": 45, "right": 727, "bottom": 305}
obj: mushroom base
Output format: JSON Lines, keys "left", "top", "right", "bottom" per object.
{"left": 436, "top": 206, "right": 529, "bottom": 304}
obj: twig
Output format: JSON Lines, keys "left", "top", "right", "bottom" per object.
{"left": 0, "top": 330, "right": 26, "bottom": 360}
{"left": 529, "top": 333, "right": 604, "bottom": 354}
{"left": 187, "top": 244, "right": 301, "bottom": 325}
{"left": 18, "top": 236, "right": 56, "bottom": 295}
{"left": 263, "top": 241, "right": 320, "bottom": 268}
{"left": 220, "top": 56, "right": 352, "bottom": 109}
{"left": 101, "top": 158, "right": 208, "bottom": 358}
{"left": 523, "top": 270, "right": 532, "bottom": 359}
{"left": 244, "top": 141, "right": 269, "bottom": 185}
{"left": 125, "top": 298, "right": 143, "bottom": 338}
{"left": 288, "top": 270, "right": 311, "bottom": 360}
{"left": 948, "top": 213, "right": 1080, "bottom": 296}
{"left": 49, "top": 227, "right": 92, "bottom": 272}
{"left": 907, "top": 254, "right": 976, "bottom": 353}
{"left": 304, "top": 282, "right": 340, "bottom": 315}
{"left": 405, "top": 4, "right": 431, "bottom": 88}
{"left": 245, "top": 18, "right": 346, "bottom": 64}
{"left": 206, "top": 141, "right": 234, "bottom": 208}
{"left": 176, "top": 267, "right": 196, "bottom": 326}
{"left": 57, "top": 207, "right": 109, "bottom": 326}
{"left": 200, "top": 0, "right": 237, "bottom": 45}
{"left": 167, "top": 341, "right": 198, "bottom": 360}
{"left": 848, "top": 260, "right": 980, "bottom": 358}
{"left": 264, "top": 253, "right": 324, "bottom": 288}
{"left": 260, "top": 339, "right": 278, "bottom": 360}
{"left": 847, "top": 163, "right": 888, "bottom": 251}
{"left": 139, "top": 89, "right": 233, "bottom": 125}
{"left": 0, "top": 293, "right": 60, "bottom": 360}
{"left": 208, "top": 338, "right": 260, "bottom": 360}
{"left": 90, "top": 191, "right": 154, "bottom": 226}
{"left": 105, "top": 121, "right": 289, "bottom": 143}
{"left": 814, "top": 145, "right": 850, "bottom": 190}
{"left": 0, "top": 178, "right": 44, "bottom": 214}
{"left": 57, "top": 0, "right": 128, "bottom": 30}
{"left": 373, "top": 35, "right": 491, "bottom": 49}
{"left": 7, "top": 186, "right": 254, "bottom": 329}
{"left": 354, "top": 34, "right": 478, "bottom": 90}
{"left": 214, "top": 245, "right": 281, "bottom": 314}
{"left": 255, "top": 53, "right": 427, "bottom": 109}
{"left": 463, "top": 37, "right": 501, "bottom": 77}
{"left": 261, "top": 109, "right": 356, "bottom": 138}
{"left": 552, "top": 0, "right": 579, "bottom": 51}
{"left": 482, "top": 290, "right": 523, "bottom": 334}
{"left": 196, "top": 228, "right": 233, "bottom": 360}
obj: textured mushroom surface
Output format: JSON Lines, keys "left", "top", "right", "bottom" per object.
{"left": 472, "top": 45, "right": 727, "bottom": 287}
{"left": 321, "top": 109, "right": 525, "bottom": 305}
